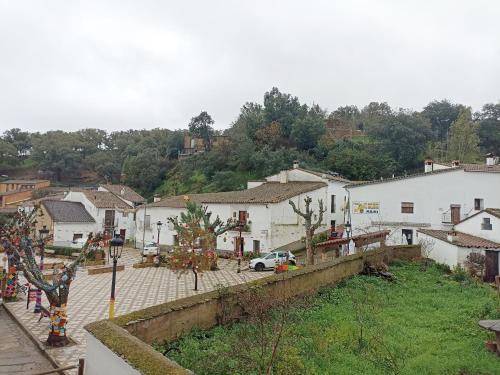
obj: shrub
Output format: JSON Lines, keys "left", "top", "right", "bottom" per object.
{"left": 45, "top": 246, "right": 79, "bottom": 257}
{"left": 434, "top": 262, "right": 451, "bottom": 274}
{"left": 464, "top": 252, "right": 486, "bottom": 279}
{"left": 451, "top": 264, "right": 468, "bottom": 283}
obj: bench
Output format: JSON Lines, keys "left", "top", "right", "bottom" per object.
{"left": 479, "top": 320, "right": 500, "bottom": 356}
{"left": 87, "top": 264, "right": 125, "bottom": 275}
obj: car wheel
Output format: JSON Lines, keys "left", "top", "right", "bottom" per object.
{"left": 255, "top": 263, "right": 265, "bottom": 272}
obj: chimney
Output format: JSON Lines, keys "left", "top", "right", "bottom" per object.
{"left": 153, "top": 194, "right": 161, "bottom": 203}
{"left": 279, "top": 170, "right": 288, "bottom": 184}
{"left": 424, "top": 159, "right": 434, "bottom": 173}
{"left": 486, "top": 153, "right": 498, "bottom": 166}
{"left": 451, "top": 160, "right": 460, "bottom": 167}
{"left": 120, "top": 188, "right": 125, "bottom": 195}
{"left": 293, "top": 160, "right": 299, "bottom": 169}
{"left": 447, "top": 231, "right": 457, "bottom": 243}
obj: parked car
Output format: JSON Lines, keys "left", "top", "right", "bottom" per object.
{"left": 249, "top": 250, "right": 296, "bottom": 272}
{"left": 142, "top": 242, "right": 159, "bottom": 257}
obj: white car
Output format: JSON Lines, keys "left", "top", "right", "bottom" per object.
{"left": 142, "top": 242, "right": 159, "bottom": 257}
{"left": 249, "top": 250, "right": 296, "bottom": 272}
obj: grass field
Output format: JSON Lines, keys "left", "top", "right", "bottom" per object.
{"left": 155, "top": 262, "right": 500, "bottom": 375}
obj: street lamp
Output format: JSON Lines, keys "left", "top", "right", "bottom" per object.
{"left": 237, "top": 221, "right": 243, "bottom": 274}
{"left": 156, "top": 221, "right": 162, "bottom": 256}
{"left": 34, "top": 226, "right": 49, "bottom": 313}
{"left": 108, "top": 233, "right": 124, "bottom": 320}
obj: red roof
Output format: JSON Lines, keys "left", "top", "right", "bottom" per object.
{"left": 418, "top": 229, "right": 500, "bottom": 249}
{"left": 317, "top": 230, "right": 390, "bottom": 248}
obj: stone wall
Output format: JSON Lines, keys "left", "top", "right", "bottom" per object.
{"left": 85, "top": 245, "right": 420, "bottom": 375}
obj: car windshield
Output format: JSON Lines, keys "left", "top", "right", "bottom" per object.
{"left": 264, "top": 253, "right": 276, "bottom": 259}
{"left": 145, "top": 243, "right": 156, "bottom": 247}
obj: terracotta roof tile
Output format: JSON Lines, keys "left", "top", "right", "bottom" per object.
{"left": 100, "top": 184, "right": 145, "bottom": 203}
{"left": 418, "top": 229, "right": 500, "bottom": 249}
{"left": 83, "top": 191, "right": 133, "bottom": 209}
{"left": 143, "top": 181, "right": 327, "bottom": 208}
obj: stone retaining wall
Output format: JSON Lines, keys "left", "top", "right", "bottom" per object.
{"left": 85, "top": 245, "right": 420, "bottom": 375}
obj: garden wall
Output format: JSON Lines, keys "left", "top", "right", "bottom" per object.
{"left": 85, "top": 245, "right": 420, "bottom": 375}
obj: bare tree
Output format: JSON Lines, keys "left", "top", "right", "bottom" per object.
{"left": 464, "top": 252, "right": 486, "bottom": 280}
{"left": 289, "top": 196, "right": 326, "bottom": 265}
{"left": 0, "top": 208, "right": 101, "bottom": 346}
{"left": 419, "top": 237, "right": 435, "bottom": 270}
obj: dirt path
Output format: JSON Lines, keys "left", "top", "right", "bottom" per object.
{"left": 0, "top": 306, "right": 54, "bottom": 374}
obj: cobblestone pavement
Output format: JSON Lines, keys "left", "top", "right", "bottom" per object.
{"left": 0, "top": 307, "right": 54, "bottom": 374}
{"left": 6, "top": 248, "right": 269, "bottom": 374}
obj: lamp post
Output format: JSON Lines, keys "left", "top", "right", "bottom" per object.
{"left": 156, "top": 221, "right": 162, "bottom": 257}
{"left": 34, "top": 226, "right": 49, "bottom": 313}
{"left": 108, "top": 233, "right": 124, "bottom": 320}
{"left": 237, "top": 221, "right": 243, "bottom": 274}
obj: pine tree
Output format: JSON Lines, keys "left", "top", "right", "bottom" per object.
{"left": 447, "top": 109, "right": 481, "bottom": 162}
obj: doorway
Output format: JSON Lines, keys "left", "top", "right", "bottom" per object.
{"left": 119, "top": 229, "right": 126, "bottom": 240}
{"left": 485, "top": 250, "right": 499, "bottom": 282}
{"left": 450, "top": 205, "right": 461, "bottom": 225}
{"left": 235, "top": 237, "right": 244, "bottom": 256}
{"left": 402, "top": 229, "right": 413, "bottom": 245}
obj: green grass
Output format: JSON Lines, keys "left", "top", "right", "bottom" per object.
{"left": 155, "top": 262, "right": 500, "bottom": 375}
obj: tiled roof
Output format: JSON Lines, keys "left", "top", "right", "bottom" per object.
{"left": 295, "top": 168, "right": 351, "bottom": 183}
{"left": 346, "top": 162, "right": 500, "bottom": 188}
{"left": 418, "top": 229, "right": 500, "bottom": 249}
{"left": 100, "top": 184, "right": 145, "bottom": 203}
{"left": 42, "top": 200, "right": 95, "bottom": 223}
{"left": 143, "top": 181, "right": 327, "bottom": 208}
{"left": 83, "top": 191, "right": 133, "bottom": 209}
{"left": 485, "top": 208, "right": 500, "bottom": 219}
{"left": 346, "top": 167, "right": 463, "bottom": 188}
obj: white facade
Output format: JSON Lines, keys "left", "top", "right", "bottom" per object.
{"left": 455, "top": 211, "right": 500, "bottom": 243}
{"left": 265, "top": 167, "right": 349, "bottom": 228}
{"left": 347, "top": 168, "right": 500, "bottom": 245}
{"left": 417, "top": 232, "right": 486, "bottom": 268}
{"left": 64, "top": 191, "right": 136, "bottom": 241}
{"left": 134, "top": 185, "right": 328, "bottom": 253}
{"left": 52, "top": 222, "right": 97, "bottom": 247}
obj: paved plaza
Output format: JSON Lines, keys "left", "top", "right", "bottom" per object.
{"left": 4, "top": 248, "right": 269, "bottom": 374}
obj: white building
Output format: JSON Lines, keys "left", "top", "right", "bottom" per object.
{"left": 64, "top": 190, "right": 136, "bottom": 241}
{"left": 38, "top": 200, "right": 96, "bottom": 247}
{"left": 135, "top": 179, "right": 329, "bottom": 253}
{"left": 346, "top": 158, "right": 500, "bottom": 246}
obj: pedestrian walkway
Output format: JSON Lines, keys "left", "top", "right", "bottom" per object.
{"left": 0, "top": 307, "right": 54, "bottom": 374}
{"left": 5, "top": 248, "right": 269, "bottom": 374}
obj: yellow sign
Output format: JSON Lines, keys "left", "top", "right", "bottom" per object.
{"left": 353, "top": 201, "right": 380, "bottom": 214}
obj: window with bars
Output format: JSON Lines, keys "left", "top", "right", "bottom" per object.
{"left": 474, "top": 198, "right": 484, "bottom": 211}
{"left": 401, "top": 202, "right": 414, "bottom": 214}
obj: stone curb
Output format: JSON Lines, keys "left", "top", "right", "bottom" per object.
{"left": 2, "top": 303, "right": 65, "bottom": 375}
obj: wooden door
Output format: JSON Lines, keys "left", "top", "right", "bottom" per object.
{"left": 485, "top": 250, "right": 499, "bottom": 282}
{"left": 238, "top": 211, "right": 247, "bottom": 224}
{"left": 104, "top": 210, "right": 115, "bottom": 228}
{"left": 119, "top": 229, "right": 126, "bottom": 240}
{"left": 450, "top": 205, "right": 461, "bottom": 225}
{"left": 234, "top": 237, "right": 244, "bottom": 256}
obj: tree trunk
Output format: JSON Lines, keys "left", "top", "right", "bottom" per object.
{"left": 306, "top": 230, "right": 314, "bottom": 266}
{"left": 47, "top": 303, "right": 69, "bottom": 347}
{"left": 193, "top": 265, "right": 198, "bottom": 291}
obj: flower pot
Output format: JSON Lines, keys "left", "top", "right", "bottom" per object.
{"left": 484, "top": 340, "right": 497, "bottom": 353}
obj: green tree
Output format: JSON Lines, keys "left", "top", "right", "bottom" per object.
{"left": 122, "top": 151, "right": 161, "bottom": 193}
{"left": 263, "top": 87, "right": 306, "bottom": 138}
{"left": 477, "top": 103, "right": 500, "bottom": 155}
{"left": 422, "top": 100, "right": 465, "bottom": 143}
{"left": 0, "top": 139, "right": 19, "bottom": 168}
{"left": 189, "top": 111, "right": 215, "bottom": 150}
{"left": 3, "top": 128, "right": 31, "bottom": 157}
{"left": 290, "top": 105, "right": 326, "bottom": 151}
{"left": 448, "top": 109, "right": 481, "bottom": 162}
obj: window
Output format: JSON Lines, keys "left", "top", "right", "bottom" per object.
{"left": 401, "top": 202, "right": 414, "bottom": 214}
{"left": 238, "top": 211, "right": 247, "bottom": 225}
{"left": 331, "top": 195, "right": 336, "bottom": 213}
{"left": 330, "top": 220, "right": 336, "bottom": 230}
{"left": 481, "top": 217, "right": 492, "bottom": 230}
{"left": 474, "top": 198, "right": 484, "bottom": 211}
{"left": 73, "top": 233, "right": 83, "bottom": 241}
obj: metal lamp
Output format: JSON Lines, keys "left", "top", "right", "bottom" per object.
{"left": 108, "top": 233, "right": 124, "bottom": 319}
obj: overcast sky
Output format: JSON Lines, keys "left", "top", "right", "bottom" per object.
{"left": 0, "top": 1, "right": 499, "bottom": 133}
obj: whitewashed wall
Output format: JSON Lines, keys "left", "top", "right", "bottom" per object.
{"left": 64, "top": 192, "right": 136, "bottom": 241}
{"left": 85, "top": 332, "right": 141, "bottom": 375}
{"left": 455, "top": 212, "right": 500, "bottom": 243}
{"left": 53, "top": 222, "right": 97, "bottom": 247}
{"left": 348, "top": 169, "right": 500, "bottom": 245}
